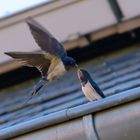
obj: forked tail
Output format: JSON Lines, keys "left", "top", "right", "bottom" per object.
{"left": 24, "top": 77, "right": 47, "bottom": 104}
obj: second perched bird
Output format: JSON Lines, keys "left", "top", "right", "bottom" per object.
{"left": 77, "top": 69, "right": 105, "bottom": 101}
{"left": 5, "top": 18, "right": 77, "bottom": 98}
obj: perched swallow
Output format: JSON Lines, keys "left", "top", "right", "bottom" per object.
{"left": 77, "top": 69, "right": 105, "bottom": 101}
{"left": 5, "top": 18, "right": 77, "bottom": 98}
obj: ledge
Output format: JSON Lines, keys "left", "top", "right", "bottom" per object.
{"left": 0, "top": 87, "right": 140, "bottom": 139}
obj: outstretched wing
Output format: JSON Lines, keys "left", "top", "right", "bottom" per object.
{"left": 5, "top": 52, "right": 51, "bottom": 77}
{"left": 26, "top": 18, "right": 67, "bottom": 58}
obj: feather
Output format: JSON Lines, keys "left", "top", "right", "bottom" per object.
{"left": 26, "top": 18, "right": 67, "bottom": 58}
{"left": 5, "top": 52, "right": 51, "bottom": 76}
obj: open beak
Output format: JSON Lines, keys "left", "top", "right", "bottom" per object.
{"left": 75, "top": 64, "right": 79, "bottom": 68}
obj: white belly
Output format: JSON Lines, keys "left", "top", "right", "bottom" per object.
{"left": 47, "top": 58, "right": 66, "bottom": 81}
{"left": 82, "top": 81, "right": 102, "bottom": 101}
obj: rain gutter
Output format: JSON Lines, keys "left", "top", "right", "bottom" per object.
{"left": 0, "top": 87, "right": 140, "bottom": 139}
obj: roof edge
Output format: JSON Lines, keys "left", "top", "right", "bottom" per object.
{"left": 0, "top": 87, "right": 140, "bottom": 139}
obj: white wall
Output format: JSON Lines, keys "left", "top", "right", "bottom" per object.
{"left": 0, "top": 0, "right": 116, "bottom": 64}
{"left": 37, "top": 0, "right": 117, "bottom": 41}
{"left": 0, "top": 0, "right": 140, "bottom": 66}
{"left": 118, "top": 0, "right": 140, "bottom": 20}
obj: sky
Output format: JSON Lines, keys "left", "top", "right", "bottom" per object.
{"left": 0, "top": 0, "right": 51, "bottom": 19}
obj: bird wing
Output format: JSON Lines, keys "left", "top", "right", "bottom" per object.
{"left": 5, "top": 52, "right": 51, "bottom": 77}
{"left": 26, "top": 18, "right": 67, "bottom": 58}
{"left": 89, "top": 79, "right": 105, "bottom": 98}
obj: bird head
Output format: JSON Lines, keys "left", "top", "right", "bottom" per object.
{"left": 77, "top": 69, "right": 90, "bottom": 86}
{"left": 63, "top": 56, "right": 77, "bottom": 70}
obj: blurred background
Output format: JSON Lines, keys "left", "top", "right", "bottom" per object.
{"left": 0, "top": 0, "right": 140, "bottom": 88}
{"left": 0, "top": 0, "right": 140, "bottom": 139}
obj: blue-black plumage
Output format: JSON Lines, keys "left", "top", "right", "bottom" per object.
{"left": 5, "top": 18, "right": 77, "bottom": 100}
{"left": 77, "top": 69, "right": 105, "bottom": 101}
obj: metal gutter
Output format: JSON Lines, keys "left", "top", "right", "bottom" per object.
{"left": 0, "top": 87, "right": 140, "bottom": 139}
{"left": 95, "top": 100, "right": 140, "bottom": 140}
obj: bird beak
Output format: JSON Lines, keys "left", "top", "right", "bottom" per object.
{"left": 75, "top": 64, "right": 79, "bottom": 68}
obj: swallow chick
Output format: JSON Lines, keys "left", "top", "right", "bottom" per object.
{"left": 77, "top": 69, "right": 105, "bottom": 101}
{"left": 5, "top": 18, "right": 77, "bottom": 99}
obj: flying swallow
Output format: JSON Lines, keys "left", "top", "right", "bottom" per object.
{"left": 5, "top": 18, "right": 77, "bottom": 99}
{"left": 77, "top": 69, "right": 105, "bottom": 101}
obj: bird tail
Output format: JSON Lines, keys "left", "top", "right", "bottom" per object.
{"left": 30, "top": 77, "right": 47, "bottom": 98}
{"left": 24, "top": 78, "right": 47, "bottom": 103}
